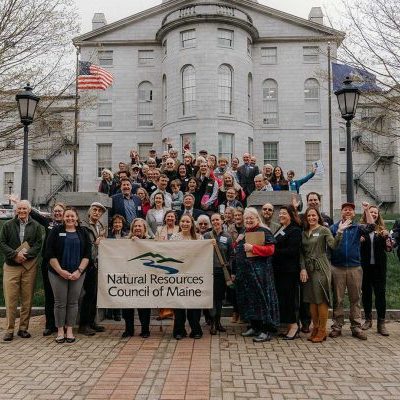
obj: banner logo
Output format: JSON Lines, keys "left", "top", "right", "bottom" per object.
{"left": 128, "top": 252, "right": 183, "bottom": 275}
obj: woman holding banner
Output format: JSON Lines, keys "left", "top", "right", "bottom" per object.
{"left": 123, "top": 218, "right": 152, "bottom": 338}
{"left": 234, "top": 207, "right": 279, "bottom": 343}
{"left": 155, "top": 210, "right": 179, "bottom": 320}
{"left": 203, "top": 213, "right": 233, "bottom": 335}
{"left": 170, "top": 214, "right": 203, "bottom": 340}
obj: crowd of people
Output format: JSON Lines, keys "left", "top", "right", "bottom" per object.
{"left": 0, "top": 147, "right": 395, "bottom": 344}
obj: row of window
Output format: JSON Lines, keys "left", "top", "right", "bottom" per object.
{"left": 97, "top": 70, "right": 321, "bottom": 128}
{"left": 97, "top": 45, "right": 320, "bottom": 67}
{"left": 96, "top": 140, "right": 321, "bottom": 178}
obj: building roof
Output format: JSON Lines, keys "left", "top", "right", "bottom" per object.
{"left": 73, "top": 0, "right": 344, "bottom": 45}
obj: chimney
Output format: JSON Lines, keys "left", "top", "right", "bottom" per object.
{"left": 308, "top": 7, "right": 324, "bottom": 25}
{"left": 92, "top": 13, "right": 107, "bottom": 31}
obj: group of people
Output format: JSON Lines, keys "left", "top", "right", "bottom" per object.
{"left": 0, "top": 147, "right": 394, "bottom": 344}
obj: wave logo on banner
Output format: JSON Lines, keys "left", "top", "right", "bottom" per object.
{"left": 128, "top": 252, "right": 184, "bottom": 274}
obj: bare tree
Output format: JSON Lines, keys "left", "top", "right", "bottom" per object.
{"left": 0, "top": 0, "right": 80, "bottom": 162}
{"left": 329, "top": 0, "right": 400, "bottom": 125}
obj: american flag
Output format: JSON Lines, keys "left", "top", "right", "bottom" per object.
{"left": 78, "top": 61, "right": 113, "bottom": 90}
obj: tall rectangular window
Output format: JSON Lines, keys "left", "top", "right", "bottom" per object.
{"left": 247, "top": 38, "right": 252, "bottom": 56}
{"left": 248, "top": 138, "right": 254, "bottom": 155}
{"left": 340, "top": 172, "right": 347, "bottom": 194}
{"left": 263, "top": 142, "right": 278, "bottom": 166}
{"left": 138, "top": 143, "right": 153, "bottom": 162}
{"left": 261, "top": 47, "right": 277, "bottom": 64}
{"left": 218, "top": 65, "right": 233, "bottom": 115}
{"left": 263, "top": 80, "right": 278, "bottom": 125}
{"left": 181, "top": 29, "right": 196, "bottom": 48}
{"left": 97, "top": 144, "right": 112, "bottom": 177}
{"left": 138, "top": 50, "right": 154, "bottom": 65}
{"left": 97, "top": 87, "right": 112, "bottom": 128}
{"left": 181, "top": 133, "right": 196, "bottom": 158}
{"left": 305, "top": 141, "right": 321, "bottom": 172}
{"left": 304, "top": 79, "right": 320, "bottom": 125}
{"left": 138, "top": 82, "right": 153, "bottom": 127}
{"left": 218, "top": 29, "right": 234, "bottom": 48}
{"left": 303, "top": 46, "right": 319, "bottom": 63}
{"left": 98, "top": 50, "right": 113, "bottom": 66}
{"left": 182, "top": 65, "right": 196, "bottom": 115}
{"left": 218, "top": 133, "right": 234, "bottom": 160}
{"left": 3, "top": 172, "right": 14, "bottom": 195}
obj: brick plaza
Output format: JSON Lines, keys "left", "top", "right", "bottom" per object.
{"left": 1, "top": 316, "right": 400, "bottom": 400}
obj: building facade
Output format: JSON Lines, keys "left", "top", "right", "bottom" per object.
{"left": 72, "top": 0, "right": 344, "bottom": 213}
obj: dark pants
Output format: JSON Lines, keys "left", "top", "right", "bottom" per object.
{"left": 41, "top": 260, "right": 55, "bottom": 330}
{"left": 362, "top": 263, "right": 387, "bottom": 320}
{"left": 210, "top": 274, "right": 226, "bottom": 319}
{"left": 79, "top": 266, "right": 98, "bottom": 327}
{"left": 173, "top": 309, "right": 202, "bottom": 337}
{"left": 122, "top": 308, "right": 151, "bottom": 335}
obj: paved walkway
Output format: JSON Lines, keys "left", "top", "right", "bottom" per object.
{"left": 1, "top": 316, "right": 400, "bottom": 400}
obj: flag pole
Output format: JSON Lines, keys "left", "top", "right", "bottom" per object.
{"left": 328, "top": 42, "right": 333, "bottom": 219}
{"left": 73, "top": 45, "right": 80, "bottom": 192}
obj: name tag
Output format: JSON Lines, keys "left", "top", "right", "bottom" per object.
{"left": 219, "top": 236, "right": 228, "bottom": 244}
{"left": 151, "top": 186, "right": 156, "bottom": 190}
{"left": 207, "top": 183, "right": 213, "bottom": 187}
{"left": 59, "top": 233, "right": 66, "bottom": 237}
{"left": 278, "top": 231, "right": 285, "bottom": 236}
{"left": 137, "top": 206, "right": 142, "bottom": 210}
{"left": 313, "top": 233, "right": 320, "bottom": 237}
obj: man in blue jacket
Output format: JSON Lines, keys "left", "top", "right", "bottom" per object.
{"left": 329, "top": 202, "right": 374, "bottom": 340}
{"left": 110, "top": 178, "right": 143, "bottom": 231}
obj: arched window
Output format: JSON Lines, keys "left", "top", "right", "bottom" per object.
{"left": 263, "top": 79, "right": 278, "bottom": 125}
{"left": 304, "top": 78, "right": 320, "bottom": 125}
{"left": 162, "top": 75, "right": 167, "bottom": 121}
{"left": 218, "top": 64, "right": 233, "bottom": 114}
{"left": 138, "top": 81, "right": 153, "bottom": 127}
{"left": 248, "top": 73, "right": 253, "bottom": 121}
{"left": 182, "top": 65, "right": 196, "bottom": 115}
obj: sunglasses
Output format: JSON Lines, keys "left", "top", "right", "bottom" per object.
{"left": 262, "top": 208, "right": 273, "bottom": 212}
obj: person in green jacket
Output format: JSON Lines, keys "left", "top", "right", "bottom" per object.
{"left": 0, "top": 200, "right": 43, "bottom": 341}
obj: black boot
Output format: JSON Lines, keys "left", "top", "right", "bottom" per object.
{"left": 215, "top": 317, "right": 226, "bottom": 332}
{"left": 210, "top": 319, "right": 217, "bottom": 335}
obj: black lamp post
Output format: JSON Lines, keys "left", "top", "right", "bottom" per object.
{"left": 15, "top": 84, "right": 40, "bottom": 200}
{"left": 334, "top": 76, "right": 360, "bottom": 203}
{"left": 7, "top": 180, "right": 13, "bottom": 205}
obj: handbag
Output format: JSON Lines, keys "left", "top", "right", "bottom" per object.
{"left": 210, "top": 232, "right": 234, "bottom": 287}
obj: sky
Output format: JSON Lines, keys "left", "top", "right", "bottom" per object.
{"left": 76, "top": 0, "right": 338, "bottom": 34}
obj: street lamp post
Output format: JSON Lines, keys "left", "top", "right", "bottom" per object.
{"left": 7, "top": 180, "right": 13, "bottom": 205}
{"left": 334, "top": 77, "right": 360, "bottom": 203}
{"left": 15, "top": 84, "right": 40, "bottom": 200}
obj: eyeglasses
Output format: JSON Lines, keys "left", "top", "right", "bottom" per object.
{"left": 198, "top": 223, "right": 208, "bottom": 226}
{"left": 262, "top": 208, "right": 273, "bottom": 212}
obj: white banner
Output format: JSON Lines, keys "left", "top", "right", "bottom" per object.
{"left": 97, "top": 239, "right": 213, "bottom": 308}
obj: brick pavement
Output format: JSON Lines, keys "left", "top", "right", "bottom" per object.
{"left": 1, "top": 316, "right": 400, "bottom": 399}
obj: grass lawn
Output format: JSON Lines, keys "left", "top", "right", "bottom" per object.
{"left": 0, "top": 219, "right": 399, "bottom": 308}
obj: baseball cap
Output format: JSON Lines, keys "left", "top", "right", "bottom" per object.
{"left": 341, "top": 202, "right": 355, "bottom": 210}
{"left": 90, "top": 202, "right": 106, "bottom": 212}
{"left": 199, "top": 149, "right": 208, "bottom": 155}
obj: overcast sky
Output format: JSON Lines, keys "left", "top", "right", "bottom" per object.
{"left": 76, "top": 0, "right": 338, "bottom": 34}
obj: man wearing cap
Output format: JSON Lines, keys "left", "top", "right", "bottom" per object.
{"left": 0, "top": 200, "right": 43, "bottom": 341}
{"left": 198, "top": 150, "right": 208, "bottom": 158}
{"left": 110, "top": 178, "right": 143, "bottom": 231}
{"left": 79, "top": 202, "right": 107, "bottom": 336}
{"left": 329, "top": 201, "right": 374, "bottom": 340}
{"left": 148, "top": 149, "right": 162, "bottom": 167}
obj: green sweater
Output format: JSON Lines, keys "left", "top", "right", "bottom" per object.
{"left": 0, "top": 217, "right": 43, "bottom": 266}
